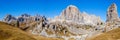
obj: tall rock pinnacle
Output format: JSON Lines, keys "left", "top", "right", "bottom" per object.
{"left": 106, "top": 3, "right": 119, "bottom": 22}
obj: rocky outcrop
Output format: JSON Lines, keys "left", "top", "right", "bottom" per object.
{"left": 3, "top": 14, "right": 48, "bottom": 31}
{"left": 4, "top": 14, "right": 16, "bottom": 24}
{"left": 17, "top": 14, "right": 48, "bottom": 30}
{"left": 106, "top": 3, "right": 119, "bottom": 22}
{"left": 59, "top": 5, "right": 81, "bottom": 21}
{"left": 105, "top": 3, "right": 120, "bottom": 32}
{"left": 3, "top": 14, "right": 19, "bottom": 27}
{"left": 54, "top": 5, "right": 103, "bottom": 26}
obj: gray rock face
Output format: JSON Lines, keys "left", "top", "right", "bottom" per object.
{"left": 17, "top": 14, "right": 48, "bottom": 30}
{"left": 106, "top": 3, "right": 119, "bottom": 22}
{"left": 105, "top": 3, "right": 120, "bottom": 32}
{"left": 59, "top": 5, "right": 81, "bottom": 21}
{"left": 17, "top": 14, "right": 47, "bottom": 23}
{"left": 3, "top": 14, "right": 48, "bottom": 31}
{"left": 55, "top": 5, "right": 103, "bottom": 26}
{"left": 21, "top": 14, "right": 30, "bottom": 17}
{"left": 18, "top": 14, "right": 32, "bottom": 23}
{"left": 4, "top": 14, "right": 16, "bottom": 23}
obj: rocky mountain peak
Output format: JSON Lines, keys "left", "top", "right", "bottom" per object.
{"left": 59, "top": 5, "right": 81, "bottom": 21}
{"left": 66, "top": 5, "right": 79, "bottom": 13}
{"left": 54, "top": 5, "right": 103, "bottom": 26}
{"left": 21, "top": 14, "right": 30, "bottom": 17}
{"left": 4, "top": 14, "right": 16, "bottom": 22}
{"left": 106, "top": 3, "right": 119, "bottom": 22}
{"left": 109, "top": 3, "right": 117, "bottom": 10}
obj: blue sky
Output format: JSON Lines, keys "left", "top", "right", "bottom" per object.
{"left": 0, "top": 0, "right": 120, "bottom": 21}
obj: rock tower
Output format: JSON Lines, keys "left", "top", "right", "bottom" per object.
{"left": 106, "top": 3, "right": 119, "bottom": 22}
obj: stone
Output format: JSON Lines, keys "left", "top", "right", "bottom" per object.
{"left": 4, "top": 14, "right": 16, "bottom": 23}
{"left": 54, "top": 5, "right": 103, "bottom": 26}
{"left": 60, "top": 5, "right": 81, "bottom": 20}
{"left": 106, "top": 3, "right": 119, "bottom": 22}
{"left": 105, "top": 3, "right": 120, "bottom": 32}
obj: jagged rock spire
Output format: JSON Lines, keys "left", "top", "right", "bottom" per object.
{"left": 106, "top": 3, "right": 119, "bottom": 22}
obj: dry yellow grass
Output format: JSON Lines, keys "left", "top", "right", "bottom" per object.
{"left": 33, "top": 35, "right": 63, "bottom": 40}
{"left": 0, "top": 21, "right": 36, "bottom": 40}
{"left": 0, "top": 21, "right": 63, "bottom": 40}
{"left": 87, "top": 28, "right": 120, "bottom": 40}
{"left": 69, "top": 38, "right": 75, "bottom": 40}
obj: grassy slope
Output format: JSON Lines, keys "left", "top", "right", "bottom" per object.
{"left": 88, "top": 28, "right": 120, "bottom": 40}
{"left": 0, "top": 21, "right": 63, "bottom": 40}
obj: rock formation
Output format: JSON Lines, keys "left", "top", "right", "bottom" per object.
{"left": 4, "top": 14, "right": 16, "bottom": 23}
{"left": 3, "top": 4, "right": 115, "bottom": 40}
{"left": 28, "top": 5, "right": 104, "bottom": 40}
{"left": 59, "top": 5, "right": 81, "bottom": 21}
{"left": 54, "top": 5, "right": 103, "bottom": 26}
{"left": 3, "top": 14, "right": 19, "bottom": 27}
{"left": 106, "top": 3, "right": 119, "bottom": 22}
{"left": 3, "top": 14, "right": 47, "bottom": 31}
{"left": 105, "top": 3, "right": 120, "bottom": 32}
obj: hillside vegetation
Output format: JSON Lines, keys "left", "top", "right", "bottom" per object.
{"left": 88, "top": 28, "right": 120, "bottom": 40}
{"left": 0, "top": 21, "right": 63, "bottom": 40}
